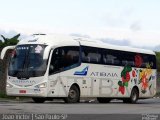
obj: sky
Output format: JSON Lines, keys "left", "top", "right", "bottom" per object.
{"left": 0, "top": 0, "right": 160, "bottom": 50}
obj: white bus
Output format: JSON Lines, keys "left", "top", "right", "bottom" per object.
{"left": 0, "top": 34, "right": 157, "bottom": 103}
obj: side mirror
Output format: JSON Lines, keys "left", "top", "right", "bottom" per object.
{"left": 0, "top": 46, "right": 15, "bottom": 60}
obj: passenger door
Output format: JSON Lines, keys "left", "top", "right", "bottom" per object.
{"left": 48, "top": 48, "right": 61, "bottom": 97}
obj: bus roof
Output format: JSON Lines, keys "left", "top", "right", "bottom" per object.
{"left": 78, "top": 39, "right": 155, "bottom": 55}
{"left": 18, "top": 34, "right": 155, "bottom": 55}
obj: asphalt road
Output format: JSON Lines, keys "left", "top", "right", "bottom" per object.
{"left": 0, "top": 98, "right": 160, "bottom": 120}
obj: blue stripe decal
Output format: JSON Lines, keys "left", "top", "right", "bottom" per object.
{"left": 74, "top": 66, "right": 89, "bottom": 76}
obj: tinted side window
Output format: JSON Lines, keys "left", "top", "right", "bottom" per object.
{"left": 60, "top": 46, "right": 80, "bottom": 68}
{"left": 141, "top": 54, "right": 156, "bottom": 69}
{"left": 103, "top": 49, "right": 121, "bottom": 66}
{"left": 121, "top": 51, "right": 135, "bottom": 67}
{"left": 150, "top": 55, "right": 156, "bottom": 69}
{"left": 80, "top": 46, "right": 156, "bottom": 69}
{"left": 82, "top": 46, "right": 101, "bottom": 64}
{"left": 141, "top": 54, "right": 148, "bottom": 68}
{"left": 49, "top": 46, "right": 80, "bottom": 75}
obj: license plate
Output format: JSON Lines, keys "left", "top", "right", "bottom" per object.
{"left": 19, "top": 90, "right": 26, "bottom": 93}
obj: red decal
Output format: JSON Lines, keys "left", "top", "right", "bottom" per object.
{"left": 135, "top": 54, "right": 143, "bottom": 67}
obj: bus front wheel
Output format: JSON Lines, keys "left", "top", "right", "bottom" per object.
{"left": 64, "top": 85, "right": 80, "bottom": 103}
{"left": 32, "top": 97, "right": 46, "bottom": 103}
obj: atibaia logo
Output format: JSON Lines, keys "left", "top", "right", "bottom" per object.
{"left": 74, "top": 66, "right": 89, "bottom": 76}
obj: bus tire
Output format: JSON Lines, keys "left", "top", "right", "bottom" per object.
{"left": 130, "top": 88, "right": 139, "bottom": 103}
{"left": 123, "top": 88, "right": 139, "bottom": 104}
{"left": 32, "top": 97, "right": 46, "bottom": 103}
{"left": 64, "top": 85, "right": 80, "bottom": 103}
{"left": 97, "top": 98, "right": 111, "bottom": 103}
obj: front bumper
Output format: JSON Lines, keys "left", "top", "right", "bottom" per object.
{"left": 6, "top": 87, "right": 47, "bottom": 97}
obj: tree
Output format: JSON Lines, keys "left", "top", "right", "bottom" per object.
{"left": 156, "top": 52, "right": 160, "bottom": 72}
{"left": 0, "top": 34, "right": 20, "bottom": 48}
{"left": 0, "top": 34, "right": 20, "bottom": 96}
{"left": 0, "top": 40, "right": 3, "bottom": 47}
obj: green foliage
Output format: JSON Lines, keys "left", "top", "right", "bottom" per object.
{"left": 156, "top": 52, "right": 160, "bottom": 72}
{"left": 118, "top": 81, "right": 123, "bottom": 86}
{"left": 0, "top": 40, "right": 3, "bottom": 47}
{"left": 0, "top": 34, "right": 20, "bottom": 48}
{"left": 0, "top": 92, "right": 7, "bottom": 98}
{"left": 121, "top": 65, "right": 132, "bottom": 77}
{"left": 123, "top": 82, "right": 128, "bottom": 87}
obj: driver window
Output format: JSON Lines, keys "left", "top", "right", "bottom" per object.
{"left": 49, "top": 46, "right": 80, "bottom": 75}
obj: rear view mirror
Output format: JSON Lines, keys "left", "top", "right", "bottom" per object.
{"left": 0, "top": 46, "right": 15, "bottom": 60}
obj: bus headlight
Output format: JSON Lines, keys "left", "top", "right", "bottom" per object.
{"left": 6, "top": 83, "right": 13, "bottom": 88}
{"left": 35, "top": 82, "right": 47, "bottom": 88}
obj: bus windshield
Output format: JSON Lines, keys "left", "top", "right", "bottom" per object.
{"left": 8, "top": 44, "right": 47, "bottom": 78}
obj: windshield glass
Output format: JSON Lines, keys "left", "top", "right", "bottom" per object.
{"left": 8, "top": 44, "right": 47, "bottom": 78}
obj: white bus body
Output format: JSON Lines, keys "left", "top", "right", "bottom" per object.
{"left": 1, "top": 34, "right": 156, "bottom": 103}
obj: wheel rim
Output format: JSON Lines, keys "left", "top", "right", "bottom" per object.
{"left": 69, "top": 90, "right": 76, "bottom": 99}
{"left": 132, "top": 91, "right": 137, "bottom": 101}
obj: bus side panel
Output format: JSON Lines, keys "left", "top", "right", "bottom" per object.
{"left": 50, "top": 63, "right": 156, "bottom": 99}
{"left": 59, "top": 64, "right": 90, "bottom": 97}
{"left": 47, "top": 74, "right": 61, "bottom": 97}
